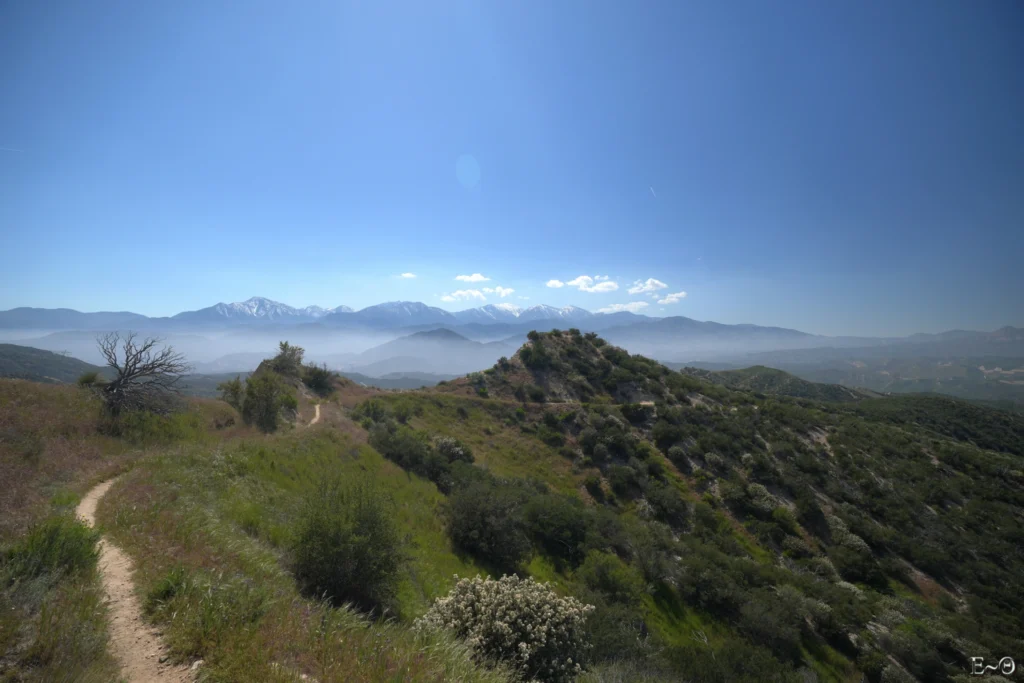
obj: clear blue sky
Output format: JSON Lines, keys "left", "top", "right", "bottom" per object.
{"left": 1, "top": 0, "right": 1021, "bottom": 336}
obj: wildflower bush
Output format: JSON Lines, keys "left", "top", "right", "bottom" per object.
{"left": 416, "top": 574, "right": 595, "bottom": 682}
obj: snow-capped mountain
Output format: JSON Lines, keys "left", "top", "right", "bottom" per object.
{"left": 518, "top": 305, "right": 594, "bottom": 323}
{"left": 301, "top": 305, "right": 353, "bottom": 318}
{"left": 321, "top": 301, "right": 457, "bottom": 328}
{"left": 172, "top": 297, "right": 351, "bottom": 324}
{"left": 453, "top": 304, "right": 525, "bottom": 324}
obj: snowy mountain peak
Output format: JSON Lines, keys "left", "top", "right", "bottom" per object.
{"left": 301, "top": 305, "right": 353, "bottom": 318}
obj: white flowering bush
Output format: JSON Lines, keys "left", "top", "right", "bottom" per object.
{"left": 434, "top": 435, "right": 474, "bottom": 464}
{"left": 825, "top": 514, "right": 871, "bottom": 553}
{"left": 416, "top": 575, "right": 595, "bottom": 682}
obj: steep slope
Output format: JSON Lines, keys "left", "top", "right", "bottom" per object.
{"left": 0, "top": 343, "right": 106, "bottom": 383}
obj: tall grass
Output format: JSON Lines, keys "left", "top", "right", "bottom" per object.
{"left": 0, "top": 513, "right": 118, "bottom": 681}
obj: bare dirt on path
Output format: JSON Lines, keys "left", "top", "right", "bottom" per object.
{"left": 77, "top": 480, "right": 193, "bottom": 683}
{"left": 310, "top": 403, "right": 321, "bottom": 425}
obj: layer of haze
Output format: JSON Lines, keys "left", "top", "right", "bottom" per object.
{"left": 1, "top": 0, "right": 1021, "bottom": 336}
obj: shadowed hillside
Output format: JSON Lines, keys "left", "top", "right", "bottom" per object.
{"left": 679, "top": 365, "right": 881, "bottom": 402}
{"left": 0, "top": 343, "right": 107, "bottom": 384}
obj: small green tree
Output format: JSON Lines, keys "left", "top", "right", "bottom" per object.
{"left": 242, "top": 373, "right": 291, "bottom": 432}
{"left": 292, "top": 478, "right": 406, "bottom": 614}
{"left": 217, "top": 375, "right": 245, "bottom": 410}
{"left": 272, "top": 341, "right": 305, "bottom": 376}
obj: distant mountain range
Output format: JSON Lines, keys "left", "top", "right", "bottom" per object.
{"left": 0, "top": 297, "right": 632, "bottom": 331}
{"left": 2, "top": 298, "right": 1021, "bottom": 386}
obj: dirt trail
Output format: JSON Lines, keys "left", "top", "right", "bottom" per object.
{"left": 310, "top": 403, "right": 321, "bottom": 425}
{"left": 77, "top": 480, "right": 193, "bottom": 683}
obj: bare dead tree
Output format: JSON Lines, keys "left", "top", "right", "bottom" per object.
{"left": 96, "top": 332, "right": 191, "bottom": 416}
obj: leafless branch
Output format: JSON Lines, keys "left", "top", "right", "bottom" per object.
{"left": 96, "top": 332, "right": 192, "bottom": 415}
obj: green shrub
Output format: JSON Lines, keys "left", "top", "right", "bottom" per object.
{"left": 644, "top": 483, "right": 689, "bottom": 528}
{"left": 434, "top": 436, "right": 474, "bottom": 464}
{"left": 301, "top": 362, "right": 334, "bottom": 396}
{"left": 575, "top": 551, "right": 644, "bottom": 606}
{"left": 271, "top": 340, "right": 305, "bottom": 376}
{"left": 416, "top": 575, "right": 594, "bottom": 683}
{"left": 527, "top": 385, "right": 547, "bottom": 403}
{"left": 524, "top": 494, "right": 594, "bottom": 567}
{"left": 447, "top": 480, "right": 531, "bottom": 572}
{"left": 291, "top": 479, "right": 406, "bottom": 615}
{"left": 353, "top": 398, "right": 392, "bottom": 423}
{"left": 216, "top": 375, "right": 245, "bottom": 410}
{"left": 76, "top": 370, "right": 105, "bottom": 388}
{"left": 4, "top": 515, "right": 99, "bottom": 581}
{"left": 241, "top": 373, "right": 293, "bottom": 432}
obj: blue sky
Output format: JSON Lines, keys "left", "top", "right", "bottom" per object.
{"left": 1, "top": 0, "right": 1021, "bottom": 336}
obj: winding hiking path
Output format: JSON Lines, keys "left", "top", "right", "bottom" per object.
{"left": 77, "top": 480, "right": 193, "bottom": 683}
{"left": 310, "top": 403, "right": 321, "bottom": 425}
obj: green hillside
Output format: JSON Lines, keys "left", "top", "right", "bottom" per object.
{"left": 0, "top": 343, "right": 105, "bottom": 383}
{"left": 3, "top": 332, "right": 1023, "bottom": 682}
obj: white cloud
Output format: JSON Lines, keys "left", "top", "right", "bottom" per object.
{"left": 658, "top": 291, "right": 687, "bottom": 304}
{"left": 494, "top": 286, "right": 514, "bottom": 297}
{"left": 566, "top": 275, "right": 619, "bottom": 293}
{"left": 399, "top": 272, "right": 416, "bottom": 279}
{"left": 595, "top": 275, "right": 610, "bottom": 281}
{"left": 597, "top": 302, "right": 650, "bottom": 314}
{"left": 545, "top": 279, "right": 565, "bottom": 288}
{"left": 518, "top": 296, "right": 530, "bottom": 300}
{"left": 628, "top": 278, "right": 668, "bottom": 295}
{"left": 455, "top": 273, "right": 490, "bottom": 283}
{"left": 441, "top": 289, "right": 486, "bottom": 302}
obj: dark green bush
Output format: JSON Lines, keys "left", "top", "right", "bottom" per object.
{"left": 447, "top": 479, "right": 532, "bottom": 572}
{"left": 575, "top": 550, "right": 644, "bottom": 606}
{"left": 292, "top": 479, "right": 406, "bottom": 614}
{"left": 524, "top": 495, "right": 593, "bottom": 567}
{"left": 301, "top": 362, "right": 334, "bottom": 396}
{"left": 527, "top": 385, "right": 547, "bottom": 403}
{"left": 645, "top": 482, "right": 689, "bottom": 528}
{"left": 241, "top": 373, "right": 293, "bottom": 432}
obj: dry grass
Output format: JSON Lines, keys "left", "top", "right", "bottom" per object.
{"left": 0, "top": 379, "right": 247, "bottom": 681}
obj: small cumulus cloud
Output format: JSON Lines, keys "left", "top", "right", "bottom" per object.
{"left": 545, "top": 279, "right": 565, "bottom": 288}
{"left": 441, "top": 289, "right": 486, "bottom": 302}
{"left": 481, "top": 286, "right": 515, "bottom": 297}
{"left": 399, "top": 272, "right": 416, "bottom": 279}
{"left": 597, "top": 302, "right": 650, "bottom": 314}
{"left": 566, "top": 275, "right": 619, "bottom": 293}
{"left": 658, "top": 291, "right": 687, "bottom": 304}
{"left": 628, "top": 278, "right": 668, "bottom": 295}
{"left": 455, "top": 273, "right": 490, "bottom": 283}
{"left": 518, "top": 296, "right": 530, "bottom": 300}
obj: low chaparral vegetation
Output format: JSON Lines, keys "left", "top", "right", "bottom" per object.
{"left": 2, "top": 330, "right": 1023, "bottom": 682}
